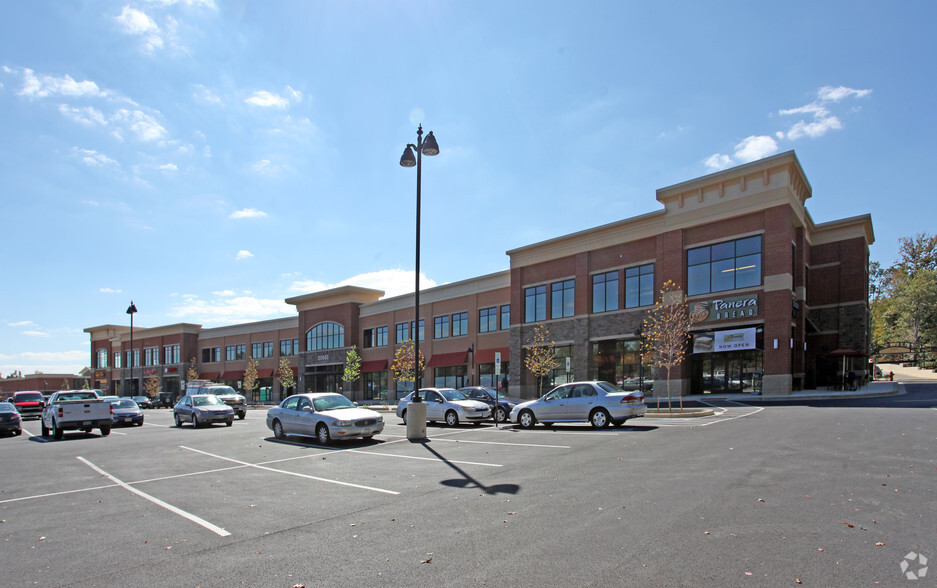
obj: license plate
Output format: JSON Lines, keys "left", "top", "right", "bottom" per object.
{"left": 82, "top": 421, "right": 92, "bottom": 426}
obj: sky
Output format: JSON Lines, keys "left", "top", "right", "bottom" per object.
{"left": 1, "top": 0, "right": 935, "bottom": 376}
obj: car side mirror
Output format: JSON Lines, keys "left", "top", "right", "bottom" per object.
{"left": 302, "top": 406, "right": 313, "bottom": 412}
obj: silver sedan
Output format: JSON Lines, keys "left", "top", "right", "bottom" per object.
{"left": 396, "top": 388, "right": 491, "bottom": 426}
{"left": 509, "top": 380, "right": 647, "bottom": 429}
{"left": 266, "top": 393, "right": 384, "bottom": 445}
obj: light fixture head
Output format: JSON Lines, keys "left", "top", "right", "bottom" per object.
{"left": 399, "top": 145, "right": 416, "bottom": 168}
{"left": 421, "top": 131, "right": 439, "bottom": 156}
{"left": 126, "top": 301, "right": 138, "bottom": 315}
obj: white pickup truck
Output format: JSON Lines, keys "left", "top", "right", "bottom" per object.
{"left": 41, "top": 390, "right": 113, "bottom": 439}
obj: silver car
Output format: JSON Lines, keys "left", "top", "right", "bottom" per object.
{"left": 266, "top": 393, "right": 384, "bottom": 445}
{"left": 396, "top": 388, "right": 491, "bottom": 426}
{"left": 173, "top": 394, "right": 235, "bottom": 428}
{"left": 509, "top": 381, "right": 647, "bottom": 429}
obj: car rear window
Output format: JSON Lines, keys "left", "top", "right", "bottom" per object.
{"left": 15, "top": 392, "right": 44, "bottom": 402}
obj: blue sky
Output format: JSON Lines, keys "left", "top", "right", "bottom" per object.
{"left": 1, "top": 0, "right": 934, "bottom": 375}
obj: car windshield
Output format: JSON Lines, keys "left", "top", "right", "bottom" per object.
{"left": 113, "top": 399, "right": 137, "bottom": 408}
{"left": 208, "top": 386, "right": 238, "bottom": 396}
{"left": 133, "top": 396, "right": 147, "bottom": 401}
{"left": 15, "top": 393, "right": 43, "bottom": 402}
{"left": 439, "top": 389, "right": 468, "bottom": 401}
{"left": 313, "top": 395, "right": 356, "bottom": 411}
{"left": 193, "top": 396, "right": 224, "bottom": 406}
{"left": 0, "top": 402, "right": 16, "bottom": 412}
{"left": 596, "top": 381, "right": 622, "bottom": 393}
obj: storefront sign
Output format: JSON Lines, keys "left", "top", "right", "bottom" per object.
{"left": 693, "top": 328, "right": 757, "bottom": 353}
{"left": 689, "top": 294, "right": 759, "bottom": 323}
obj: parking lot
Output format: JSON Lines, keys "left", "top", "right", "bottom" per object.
{"left": 2, "top": 390, "right": 935, "bottom": 586}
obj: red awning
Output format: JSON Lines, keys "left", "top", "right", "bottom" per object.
{"left": 221, "top": 371, "right": 244, "bottom": 380}
{"left": 199, "top": 372, "right": 220, "bottom": 381}
{"left": 256, "top": 369, "right": 274, "bottom": 378}
{"left": 361, "top": 360, "right": 388, "bottom": 372}
{"left": 475, "top": 347, "right": 510, "bottom": 364}
{"left": 426, "top": 351, "right": 467, "bottom": 368}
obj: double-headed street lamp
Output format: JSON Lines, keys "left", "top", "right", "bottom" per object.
{"left": 400, "top": 124, "right": 439, "bottom": 440}
{"left": 127, "top": 301, "right": 137, "bottom": 395}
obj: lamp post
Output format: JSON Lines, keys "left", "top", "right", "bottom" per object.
{"left": 634, "top": 328, "right": 645, "bottom": 394}
{"left": 127, "top": 301, "right": 137, "bottom": 396}
{"left": 466, "top": 344, "right": 474, "bottom": 386}
{"left": 400, "top": 124, "right": 439, "bottom": 440}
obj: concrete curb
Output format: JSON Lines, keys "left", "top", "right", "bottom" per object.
{"left": 644, "top": 408, "right": 715, "bottom": 418}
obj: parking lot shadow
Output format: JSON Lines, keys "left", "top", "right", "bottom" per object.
{"left": 419, "top": 440, "right": 520, "bottom": 495}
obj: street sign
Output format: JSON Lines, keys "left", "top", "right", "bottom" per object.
{"left": 495, "top": 352, "right": 501, "bottom": 375}
{"left": 565, "top": 357, "right": 571, "bottom": 373}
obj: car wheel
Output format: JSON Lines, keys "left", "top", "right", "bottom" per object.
{"left": 272, "top": 419, "right": 286, "bottom": 440}
{"left": 238, "top": 412, "right": 246, "bottom": 420}
{"left": 83, "top": 427, "right": 92, "bottom": 434}
{"left": 445, "top": 410, "right": 459, "bottom": 427}
{"left": 225, "top": 419, "right": 233, "bottom": 427}
{"left": 362, "top": 435, "right": 374, "bottom": 441}
{"left": 174, "top": 413, "right": 182, "bottom": 427}
{"left": 518, "top": 410, "right": 536, "bottom": 429}
{"left": 14, "top": 428, "right": 22, "bottom": 436}
{"left": 494, "top": 406, "right": 507, "bottom": 423}
{"left": 53, "top": 420, "right": 64, "bottom": 440}
{"left": 590, "top": 408, "right": 611, "bottom": 429}
{"left": 100, "top": 426, "right": 111, "bottom": 436}
{"left": 400, "top": 409, "right": 407, "bottom": 425}
{"left": 192, "top": 414, "right": 200, "bottom": 428}
{"left": 41, "top": 421, "right": 49, "bottom": 436}
{"left": 316, "top": 423, "right": 331, "bottom": 445}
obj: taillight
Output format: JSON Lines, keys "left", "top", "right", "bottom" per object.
{"left": 110, "top": 403, "right": 114, "bottom": 415}
{"left": 620, "top": 393, "right": 643, "bottom": 404}
{"left": 57, "top": 407, "right": 64, "bottom": 418}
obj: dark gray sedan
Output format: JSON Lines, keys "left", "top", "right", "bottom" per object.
{"left": 458, "top": 386, "right": 523, "bottom": 423}
{"left": 173, "top": 394, "right": 234, "bottom": 428}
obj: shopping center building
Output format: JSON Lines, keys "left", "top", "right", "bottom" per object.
{"left": 84, "top": 150, "right": 873, "bottom": 402}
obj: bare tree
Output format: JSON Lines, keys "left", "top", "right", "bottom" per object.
{"left": 144, "top": 376, "right": 160, "bottom": 398}
{"left": 186, "top": 357, "right": 199, "bottom": 382}
{"left": 643, "top": 280, "right": 690, "bottom": 413}
{"left": 525, "top": 322, "right": 558, "bottom": 396}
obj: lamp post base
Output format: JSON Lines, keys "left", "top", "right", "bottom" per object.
{"left": 406, "top": 400, "right": 427, "bottom": 440}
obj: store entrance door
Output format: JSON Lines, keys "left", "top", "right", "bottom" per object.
{"left": 693, "top": 350, "right": 763, "bottom": 394}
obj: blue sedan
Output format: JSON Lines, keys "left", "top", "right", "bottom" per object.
{"left": 458, "top": 386, "right": 522, "bottom": 423}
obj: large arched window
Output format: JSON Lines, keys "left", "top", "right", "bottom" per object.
{"left": 306, "top": 322, "right": 344, "bottom": 351}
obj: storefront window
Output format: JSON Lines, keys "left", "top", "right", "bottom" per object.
{"left": 688, "top": 236, "right": 762, "bottom": 295}
{"left": 434, "top": 365, "right": 466, "bottom": 389}
{"left": 363, "top": 371, "right": 388, "bottom": 401}
{"left": 690, "top": 327, "right": 764, "bottom": 394}
{"left": 591, "top": 339, "right": 647, "bottom": 390}
{"left": 478, "top": 362, "right": 510, "bottom": 391}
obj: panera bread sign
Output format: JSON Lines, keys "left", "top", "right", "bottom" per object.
{"left": 689, "top": 294, "right": 758, "bottom": 323}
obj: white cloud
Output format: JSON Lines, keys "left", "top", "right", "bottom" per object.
{"left": 146, "top": 0, "right": 218, "bottom": 9}
{"left": 245, "top": 91, "right": 289, "bottom": 109}
{"left": 230, "top": 208, "right": 268, "bottom": 219}
{"left": 115, "top": 6, "right": 164, "bottom": 53}
{"left": 59, "top": 105, "right": 107, "bottom": 127}
{"left": 166, "top": 295, "right": 293, "bottom": 325}
{"left": 18, "top": 68, "right": 107, "bottom": 99}
{"left": 289, "top": 269, "right": 438, "bottom": 299}
{"left": 193, "top": 84, "right": 223, "bottom": 105}
{"left": 112, "top": 108, "right": 168, "bottom": 142}
{"left": 286, "top": 85, "right": 302, "bottom": 102}
{"left": 8, "top": 321, "right": 35, "bottom": 327}
{"left": 72, "top": 148, "right": 120, "bottom": 168}
{"left": 213, "top": 289, "right": 236, "bottom": 296}
{"left": 0, "top": 349, "right": 90, "bottom": 376}
{"left": 817, "top": 85, "right": 872, "bottom": 102}
{"left": 778, "top": 85, "right": 870, "bottom": 141}
{"left": 235, "top": 250, "right": 254, "bottom": 260}
{"left": 22, "top": 330, "right": 50, "bottom": 337}
{"left": 99, "top": 287, "right": 123, "bottom": 294}
{"left": 159, "top": 163, "right": 178, "bottom": 172}
{"left": 704, "top": 135, "right": 778, "bottom": 171}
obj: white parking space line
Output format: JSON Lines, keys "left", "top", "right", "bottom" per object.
{"left": 77, "top": 456, "right": 231, "bottom": 537}
{"left": 180, "top": 446, "right": 400, "bottom": 495}
{"left": 0, "top": 483, "right": 119, "bottom": 504}
{"left": 424, "top": 437, "right": 571, "bottom": 449}
{"left": 346, "top": 449, "right": 502, "bottom": 468}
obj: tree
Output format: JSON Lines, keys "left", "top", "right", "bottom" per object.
{"left": 391, "top": 340, "right": 424, "bottom": 394}
{"left": 342, "top": 345, "right": 362, "bottom": 394}
{"left": 186, "top": 357, "right": 199, "bottom": 382}
{"left": 276, "top": 358, "right": 296, "bottom": 397}
{"left": 643, "top": 280, "right": 690, "bottom": 413}
{"left": 242, "top": 356, "right": 259, "bottom": 401}
{"left": 524, "top": 322, "right": 558, "bottom": 396}
{"left": 144, "top": 376, "right": 160, "bottom": 398}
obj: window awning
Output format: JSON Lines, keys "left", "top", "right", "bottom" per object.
{"left": 475, "top": 347, "right": 510, "bottom": 364}
{"left": 199, "top": 372, "right": 220, "bottom": 381}
{"left": 426, "top": 351, "right": 467, "bottom": 368}
{"left": 361, "top": 360, "right": 388, "bottom": 372}
{"left": 256, "top": 369, "right": 274, "bottom": 378}
{"left": 221, "top": 371, "right": 244, "bottom": 380}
